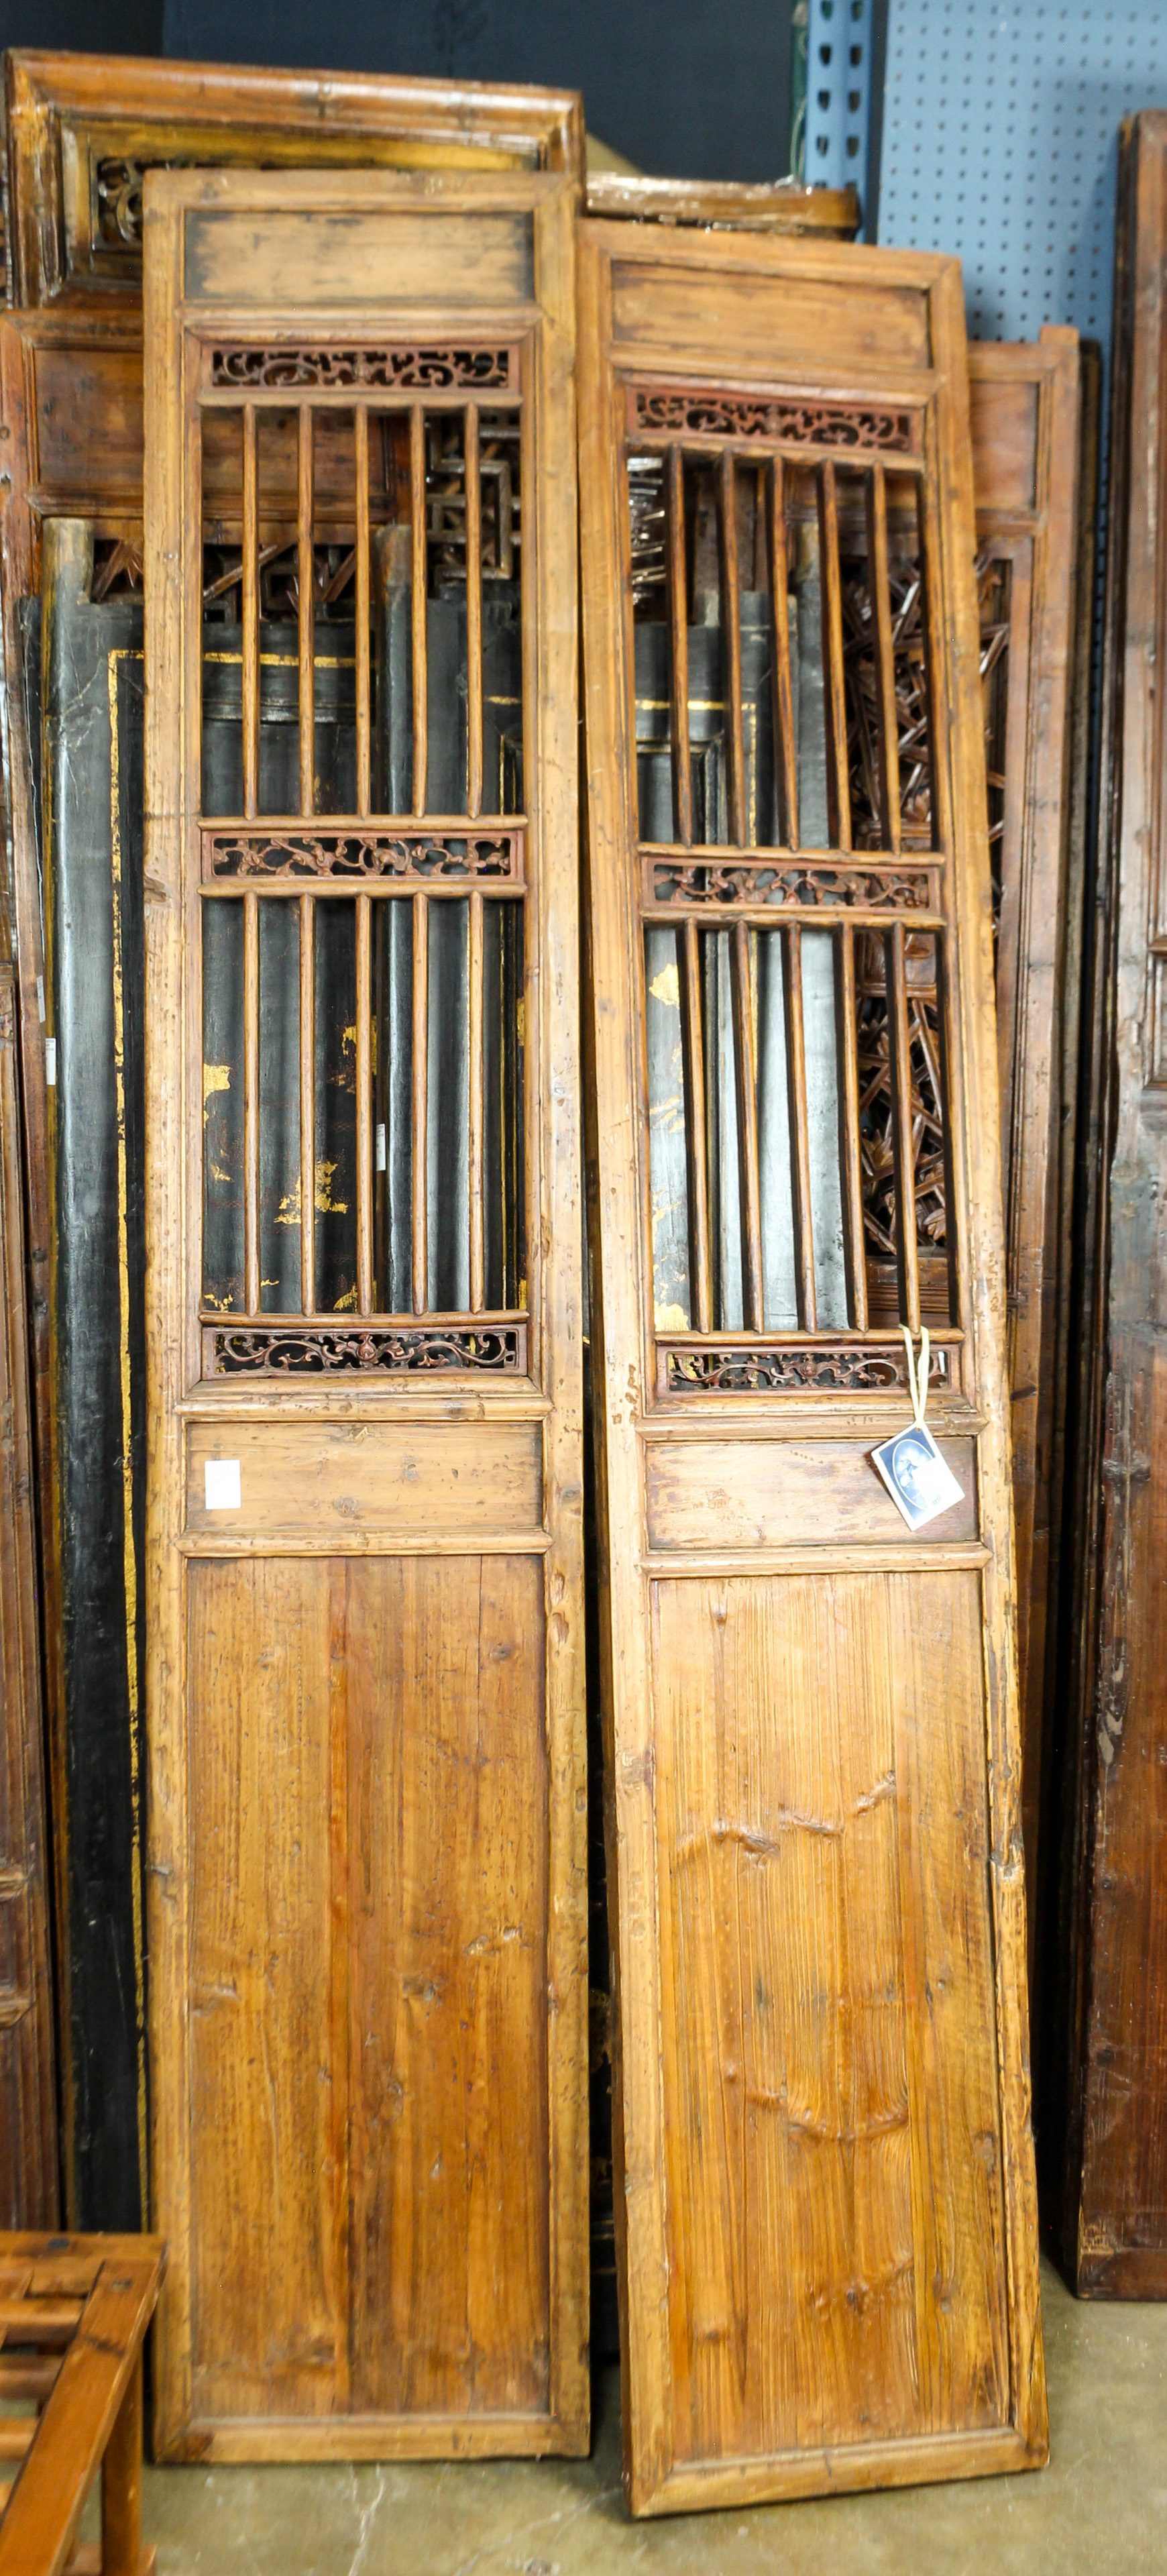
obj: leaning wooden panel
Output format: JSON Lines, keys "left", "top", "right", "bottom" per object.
{"left": 1052, "top": 113, "right": 1167, "bottom": 2296}
{"left": 967, "top": 328, "right": 1087, "bottom": 1994}
{"left": 144, "top": 166, "right": 586, "bottom": 2456}
{"left": 584, "top": 174, "right": 858, "bottom": 235}
{"left": 5, "top": 48, "right": 582, "bottom": 305}
{"left": 0, "top": 55, "right": 583, "bottom": 2239}
{"left": 577, "top": 220, "right": 1046, "bottom": 2510}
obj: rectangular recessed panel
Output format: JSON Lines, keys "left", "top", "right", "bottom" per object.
{"left": 645, "top": 1437, "right": 977, "bottom": 1549}
{"left": 188, "top": 1556, "right": 341, "bottom": 2418}
{"left": 185, "top": 1418, "right": 543, "bottom": 1536}
{"left": 610, "top": 259, "right": 932, "bottom": 371}
{"left": 184, "top": 210, "right": 535, "bottom": 307}
{"left": 345, "top": 1553, "right": 549, "bottom": 2415}
{"left": 652, "top": 1568, "right": 1008, "bottom": 2461}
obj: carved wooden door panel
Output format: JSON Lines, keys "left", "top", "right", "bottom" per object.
{"left": 578, "top": 222, "right": 1046, "bottom": 2512}
{"left": 143, "top": 168, "right": 585, "bottom": 2458}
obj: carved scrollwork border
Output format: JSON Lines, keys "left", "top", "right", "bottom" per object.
{"left": 208, "top": 345, "right": 518, "bottom": 392}
{"left": 628, "top": 384, "right": 920, "bottom": 454}
{"left": 645, "top": 858, "right": 936, "bottom": 911}
{"left": 656, "top": 1339, "right": 954, "bottom": 1395}
{"left": 201, "top": 829, "right": 524, "bottom": 883}
{"left": 203, "top": 1324, "right": 528, "bottom": 1375}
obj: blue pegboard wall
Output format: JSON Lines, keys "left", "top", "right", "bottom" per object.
{"left": 877, "top": 0, "right": 1167, "bottom": 363}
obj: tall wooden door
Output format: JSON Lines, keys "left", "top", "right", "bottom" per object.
{"left": 143, "top": 167, "right": 585, "bottom": 2458}
{"left": 1, "top": 48, "right": 581, "bottom": 2240}
{"left": 578, "top": 221, "right": 1046, "bottom": 2512}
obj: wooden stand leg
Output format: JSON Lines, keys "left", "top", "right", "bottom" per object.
{"left": 101, "top": 2350, "right": 142, "bottom": 2576}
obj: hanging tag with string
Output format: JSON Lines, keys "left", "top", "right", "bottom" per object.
{"left": 870, "top": 1326, "right": 965, "bottom": 1532}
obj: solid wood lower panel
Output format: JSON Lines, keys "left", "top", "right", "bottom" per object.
{"left": 185, "top": 1552, "right": 549, "bottom": 2428}
{"left": 651, "top": 1569, "right": 1008, "bottom": 2470}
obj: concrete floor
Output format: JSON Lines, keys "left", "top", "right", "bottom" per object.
{"left": 131, "top": 2259, "right": 1167, "bottom": 2574}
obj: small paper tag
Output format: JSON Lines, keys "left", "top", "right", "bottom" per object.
{"left": 204, "top": 1457, "right": 241, "bottom": 1511}
{"left": 375, "top": 1120, "right": 387, "bottom": 1173}
{"left": 36, "top": 975, "right": 45, "bottom": 1024}
{"left": 871, "top": 1423, "right": 963, "bottom": 1532}
{"left": 44, "top": 1036, "right": 56, "bottom": 1087}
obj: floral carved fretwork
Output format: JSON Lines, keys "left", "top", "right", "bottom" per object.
{"left": 205, "top": 1326, "right": 526, "bottom": 1375}
{"left": 659, "top": 1340, "right": 952, "bottom": 1394}
{"left": 95, "top": 157, "right": 144, "bottom": 248}
{"left": 210, "top": 346, "right": 516, "bottom": 391}
{"left": 202, "top": 831, "right": 522, "bottom": 882}
{"left": 647, "top": 860, "right": 935, "bottom": 910}
{"left": 628, "top": 386, "right": 920, "bottom": 453}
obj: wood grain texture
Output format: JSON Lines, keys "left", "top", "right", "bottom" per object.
{"left": 1050, "top": 114, "right": 1167, "bottom": 2294}
{"left": 144, "top": 165, "right": 585, "bottom": 2456}
{"left": 577, "top": 217, "right": 1045, "bottom": 2511}
{"left": 968, "top": 331, "right": 1085, "bottom": 2008}
{"left": 653, "top": 1570, "right": 1005, "bottom": 2463}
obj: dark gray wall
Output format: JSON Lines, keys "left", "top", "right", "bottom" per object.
{"left": 0, "top": 0, "right": 161, "bottom": 46}
{"left": 158, "top": 0, "right": 796, "bottom": 184}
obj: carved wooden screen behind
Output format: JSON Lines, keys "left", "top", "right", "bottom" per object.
{"left": 966, "top": 329, "right": 1091, "bottom": 1998}
{"left": 579, "top": 223, "right": 1046, "bottom": 2513}
{"left": 144, "top": 168, "right": 584, "bottom": 2459}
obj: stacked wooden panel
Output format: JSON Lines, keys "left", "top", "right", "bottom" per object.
{"left": 1052, "top": 110, "right": 1167, "bottom": 2294}
{"left": 578, "top": 218, "right": 1046, "bottom": 2512}
{"left": 0, "top": 49, "right": 582, "bottom": 2235}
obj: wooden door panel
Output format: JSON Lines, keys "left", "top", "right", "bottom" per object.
{"left": 653, "top": 1570, "right": 1007, "bottom": 2464}
{"left": 346, "top": 1554, "right": 548, "bottom": 2417}
{"left": 188, "top": 1556, "right": 341, "bottom": 2421}
{"left": 145, "top": 167, "right": 584, "bottom": 2459}
{"left": 967, "top": 332, "right": 1092, "bottom": 2006}
{"left": 578, "top": 221, "right": 1045, "bottom": 2510}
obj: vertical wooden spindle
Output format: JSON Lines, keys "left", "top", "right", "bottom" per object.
{"left": 243, "top": 890, "right": 260, "bottom": 1315}
{"left": 667, "top": 445, "right": 693, "bottom": 847}
{"left": 730, "top": 920, "right": 763, "bottom": 1327}
{"left": 836, "top": 923, "right": 868, "bottom": 1331}
{"left": 412, "top": 890, "right": 429, "bottom": 1313}
{"left": 888, "top": 918, "right": 921, "bottom": 1332}
{"left": 354, "top": 407, "right": 371, "bottom": 819}
{"left": 469, "top": 888, "right": 485, "bottom": 1311}
{"left": 465, "top": 403, "right": 484, "bottom": 820}
{"left": 297, "top": 404, "right": 315, "bottom": 817}
{"left": 719, "top": 450, "right": 746, "bottom": 847}
{"left": 241, "top": 404, "right": 259, "bottom": 819}
{"left": 101, "top": 2349, "right": 143, "bottom": 2576}
{"left": 766, "top": 455, "right": 799, "bottom": 848}
{"left": 783, "top": 922, "right": 818, "bottom": 1329}
{"left": 866, "top": 461, "right": 901, "bottom": 853}
{"left": 818, "top": 460, "right": 852, "bottom": 851}
{"left": 410, "top": 403, "right": 429, "bottom": 818}
{"left": 681, "top": 918, "right": 712, "bottom": 1330}
{"left": 355, "top": 892, "right": 372, "bottom": 1316}
{"left": 915, "top": 478, "right": 948, "bottom": 854}
{"left": 299, "top": 892, "right": 315, "bottom": 1318}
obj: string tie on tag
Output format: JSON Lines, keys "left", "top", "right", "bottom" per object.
{"left": 901, "top": 1324, "right": 930, "bottom": 1428}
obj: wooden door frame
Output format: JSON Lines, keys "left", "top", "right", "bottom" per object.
{"left": 144, "top": 164, "right": 586, "bottom": 2457}
{"left": 578, "top": 217, "right": 1046, "bottom": 2512}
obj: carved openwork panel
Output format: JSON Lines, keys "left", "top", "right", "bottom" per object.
{"left": 628, "top": 384, "right": 920, "bottom": 453}
{"left": 197, "top": 354, "right": 529, "bottom": 1371}
{"left": 626, "top": 405, "right": 957, "bottom": 1390}
{"left": 656, "top": 1334, "right": 957, "bottom": 1395}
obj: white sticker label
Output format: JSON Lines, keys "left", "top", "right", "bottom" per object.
{"left": 44, "top": 1036, "right": 56, "bottom": 1087}
{"left": 36, "top": 975, "right": 45, "bottom": 1024}
{"left": 376, "top": 1121, "right": 387, "bottom": 1173}
{"left": 204, "top": 1458, "right": 241, "bottom": 1511}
